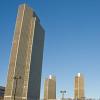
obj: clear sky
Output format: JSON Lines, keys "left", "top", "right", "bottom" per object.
{"left": 0, "top": 0, "right": 100, "bottom": 99}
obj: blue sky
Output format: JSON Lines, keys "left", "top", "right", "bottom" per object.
{"left": 0, "top": 0, "right": 100, "bottom": 99}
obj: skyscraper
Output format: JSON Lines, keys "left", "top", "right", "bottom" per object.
{"left": 4, "top": 4, "right": 45, "bottom": 100}
{"left": 44, "top": 75, "right": 56, "bottom": 100}
{"left": 74, "top": 73, "right": 85, "bottom": 100}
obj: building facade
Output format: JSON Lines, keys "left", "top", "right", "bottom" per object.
{"left": 4, "top": 4, "right": 45, "bottom": 100}
{"left": 44, "top": 75, "right": 56, "bottom": 100}
{"left": 74, "top": 73, "right": 84, "bottom": 100}
{"left": 0, "top": 86, "right": 5, "bottom": 100}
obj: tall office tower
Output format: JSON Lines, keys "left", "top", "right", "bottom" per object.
{"left": 4, "top": 4, "right": 45, "bottom": 100}
{"left": 74, "top": 73, "right": 85, "bottom": 100}
{"left": 44, "top": 75, "right": 56, "bottom": 100}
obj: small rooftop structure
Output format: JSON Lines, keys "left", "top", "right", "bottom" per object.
{"left": 77, "top": 73, "right": 81, "bottom": 77}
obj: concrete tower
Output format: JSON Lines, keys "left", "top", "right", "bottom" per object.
{"left": 44, "top": 75, "right": 56, "bottom": 100}
{"left": 4, "top": 4, "right": 45, "bottom": 100}
{"left": 74, "top": 73, "right": 85, "bottom": 100}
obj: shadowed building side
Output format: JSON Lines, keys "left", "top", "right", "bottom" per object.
{"left": 27, "top": 15, "right": 45, "bottom": 100}
{"left": 4, "top": 4, "right": 45, "bottom": 100}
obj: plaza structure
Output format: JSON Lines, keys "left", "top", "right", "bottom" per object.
{"left": 44, "top": 75, "right": 56, "bottom": 100}
{"left": 4, "top": 4, "right": 45, "bottom": 100}
{"left": 74, "top": 73, "right": 85, "bottom": 100}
